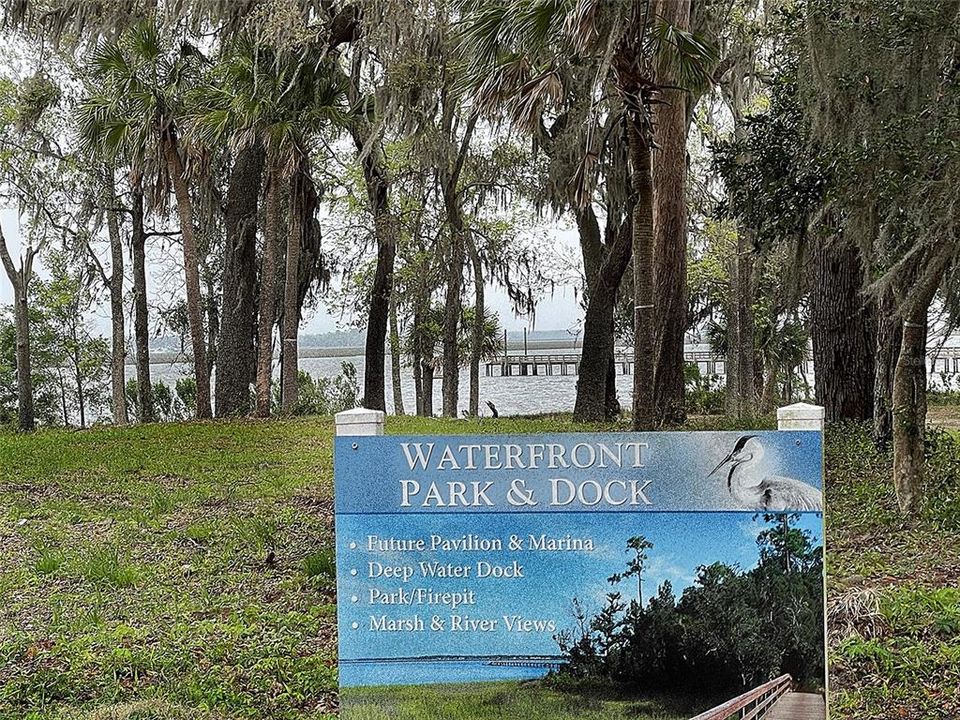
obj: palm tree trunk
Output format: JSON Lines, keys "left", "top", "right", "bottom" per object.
{"left": 217, "top": 143, "right": 264, "bottom": 417}
{"left": 255, "top": 170, "right": 282, "bottom": 417}
{"left": 652, "top": 0, "right": 691, "bottom": 427}
{"left": 466, "top": 231, "right": 484, "bottom": 417}
{"left": 105, "top": 177, "right": 128, "bottom": 425}
{"left": 164, "top": 135, "right": 211, "bottom": 419}
{"left": 280, "top": 169, "right": 304, "bottom": 415}
{"left": 627, "top": 122, "right": 656, "bottom": 431}
{"left": 131, "top": 188, "right": 155, "bottom": 423}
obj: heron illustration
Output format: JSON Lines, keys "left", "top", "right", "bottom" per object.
{"left": 708, "top": 435, "right": 823, "bottom": 511}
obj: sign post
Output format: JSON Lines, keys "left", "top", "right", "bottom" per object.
{"left": 334, "top": 406, "right": 827, "bottom": 719}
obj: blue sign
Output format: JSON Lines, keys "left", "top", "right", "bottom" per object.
{"left": 335, "top": 430, "right": 826, "bottom": 717}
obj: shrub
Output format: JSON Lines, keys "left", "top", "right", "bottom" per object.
{"left": 272, "top": 362, "right": 360, "bottom": 416}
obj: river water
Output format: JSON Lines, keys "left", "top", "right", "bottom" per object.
{"left": 135, "top": 349, "right": 640, "bottom": 417}
{"left": 339, "top": 659, "right": 554, "bottom": 687}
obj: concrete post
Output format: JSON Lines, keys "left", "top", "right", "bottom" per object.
{"left": 335, "top": 408, "right": 385, "bottom": 436}
{"left": 777, "top": 402, "right": 825, "bottom": 432}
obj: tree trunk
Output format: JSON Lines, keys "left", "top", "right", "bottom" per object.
{"left": 574, "top": 214, "right": 632, "bottom": 423}
{"left": 576, "top": 290, "right": 617, "bottom": 423}
{"left": 412, "top": 304, "right": 425, "bottom": 416}
{"left": 726, "top": 234, "right": 756, "bottom": 418}
{"left": 892, "top": 314, "right": 927, "bottom": 514}
{"left": 280, "top": 166, "right": 305, "bottom": 415}
{"left": 441, "top": 189, "right": 465, "bottom": 418}
{"left": 652, "top": 0, "right": 691, "bottom": 427}
{"left": 12, "top": 284, "right": 34, "bottom": 431}
{"left": 759, "top": 355, "right": 778, "bottom": 414}
{"left": 105, "top": 178, "right": 128, "bottom": 425}
{"left": 347, "top": 125, "right": 396, "bottom": 413}
{"left": 131, "top": 188, "right": 155, "bottom": 423}
{"left": 365, "top": 229, "right": 395, "bottom": 412}
{"left": 422, "top": 359, "right": 435, "bottom": 417}
{"left": 888, "top": 240, "right": 953, "bottom": 513}
{"left": 874, "top": 289, "right": 902, "bottom": 447}
{"left": 466, "top": 231, "right": 484, "bottom": 417}
{"left": 0, "top": 227, "right": 34, "bottom": 432}
{"left": 811, "top": 234, "right": 876, "bottom": 421}
{"left": 164, "top": 134, "right": 211, "bottom": 419}
{"left": 74, "top": 350, "right": 86, "bottom": 429}
{"left": 216, "top": 143, "right": 264, "bottom": 417}
{"left": 573, "top": 206, "right": 611, "bottom": 422}
{"left": 389, "top": 290, "right": 405, "bottom": 415}
{"left": 438, "top": 115, "right": 478, "bottom": 419}
{"left": 255, "top": 170, "right": 282, "bottom": 417}
{"left": 205, "top": 272, "right": 218, "bottom": 382}
{"left": 627, "top": 122, "right": 656, "bottom": 431}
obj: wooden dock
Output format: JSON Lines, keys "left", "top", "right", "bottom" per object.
{"left": 766, "top": 692, "right": 826, "bottom": 719}
{"left": 483, "top": 349, "right": 726, "bottom": 378}
{"left": 690, "top": 677, "right": 824, "bottom": 720}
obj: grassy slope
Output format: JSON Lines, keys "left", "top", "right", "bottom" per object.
{"left": 0, "top": 413, "right": 957, "bottom": 719}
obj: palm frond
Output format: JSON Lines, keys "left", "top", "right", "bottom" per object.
{"left": 653, "top": 20, "right": 719, "bottom": 93}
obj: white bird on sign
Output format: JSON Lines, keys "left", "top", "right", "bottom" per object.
{"left": 708, "top": 436, "right": 823, "bottom": 511}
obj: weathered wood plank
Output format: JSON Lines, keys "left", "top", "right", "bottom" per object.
{"left": 766, "top": 692, "right": 826, "bottom": 720}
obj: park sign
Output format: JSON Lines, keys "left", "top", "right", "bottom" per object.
{"left": 333, "top": 405, "right": 828, "bottom": 719}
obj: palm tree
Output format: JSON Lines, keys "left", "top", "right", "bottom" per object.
{"left": 461, "top": 0, "right": 716, "bottom": 429}
{"left": 78, "top": 21, "right": 213, "bottom": 418}
{"left": 190, "top": 31, "right": 346, "bottom": 416}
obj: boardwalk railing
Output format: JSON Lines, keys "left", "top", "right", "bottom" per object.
{"left": 690, "top": 675, "right": 792, "bottom": 720}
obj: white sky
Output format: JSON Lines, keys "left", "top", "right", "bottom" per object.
{"left": 0, "top": 205, "right": 587, "bottom": 337}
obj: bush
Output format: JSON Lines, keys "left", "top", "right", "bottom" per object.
{"left": 924, "top": 429, "right": 960, "bottom": 527}
{"left": 684, "top": 363, "right": 725, "bottom": 415}
{"left": 272, "top": 362, "right": 360, "bottom": 416}
{"left": 554, "top": 518, "right": 825, "bottom": 697}
{"left": 125, "top": 378, "right": 193, "bottom": 422}
{"left": 928, "top": 375, "right": 960, "bottom": 405}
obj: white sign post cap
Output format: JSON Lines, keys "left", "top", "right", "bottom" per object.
{"left": 335, "top": 408, "right": 386, "bottom": 436}
{"left": 777, "top": 402, "right": 825, "bottom": 431}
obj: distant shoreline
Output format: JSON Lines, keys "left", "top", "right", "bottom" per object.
{"left": 127, "top": 338, "right": 586, "bottom": 365}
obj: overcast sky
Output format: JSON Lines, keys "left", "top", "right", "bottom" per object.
{"left": 0, "top": 206, "right": 586, "bottom": 337}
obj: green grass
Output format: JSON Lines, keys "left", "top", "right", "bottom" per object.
{"left": 825, "top": 420, "right": 960, "bottom": 720}
{"left": 1, "top": 412, "right": 957, "bottom": 719}
{"left": 342, "top": 681, "right": 702, "bottom": 720}
{"left": 0, "top": 418, "right": 341, "bottom": 720}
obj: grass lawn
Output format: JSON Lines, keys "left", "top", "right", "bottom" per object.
{"left": 341, "top": 681, "right": 705, "bottom": 720}
{"left": 825, "top": 418, "right": 960, "bottom": 720}
{"left": 0, "top": 411, "right": 957, "bottom": 719}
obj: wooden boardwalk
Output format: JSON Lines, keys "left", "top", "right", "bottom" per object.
{"left": 766, "top": 692, "right": 826, "bottom": 719}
